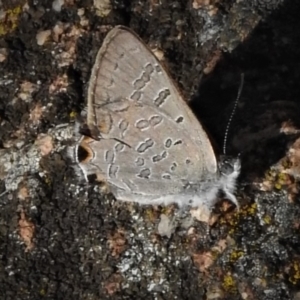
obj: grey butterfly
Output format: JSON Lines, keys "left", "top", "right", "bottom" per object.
{"left": 72, "top": 26, "right": 240, "bottom": 210}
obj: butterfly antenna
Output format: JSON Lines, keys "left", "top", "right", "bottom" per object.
{"left": 223, "top": 73, "right": 244, "bottom": 155}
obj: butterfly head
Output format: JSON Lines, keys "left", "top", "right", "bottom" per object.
{"left": 215, "top": 155, "right": 241, "bottom": 208}
{"left": 218, "top": 155, "right": 241, "bottom": 178}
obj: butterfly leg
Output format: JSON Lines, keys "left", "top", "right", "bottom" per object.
{"left": 223, "top": 189, "right": 239, "bottom": 210}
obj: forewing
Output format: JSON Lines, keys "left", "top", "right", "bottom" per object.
{"left": 80, "top": 26, "right": 217, "bottom": 200}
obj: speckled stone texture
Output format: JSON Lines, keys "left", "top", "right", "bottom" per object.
{"left": 1, "top": 0, "right": 300, "bottom": 299}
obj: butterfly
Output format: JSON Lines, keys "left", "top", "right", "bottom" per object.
{"left": 71, "top": 26, "right": 240, "bottom": 210}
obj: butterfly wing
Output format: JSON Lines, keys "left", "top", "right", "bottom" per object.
{"left": 78, "top": 26, "right": 218, "bottom": 203}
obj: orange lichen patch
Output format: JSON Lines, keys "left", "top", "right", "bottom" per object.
{"left": 49, "top": 74, "right": 69, "bottom": 94}
{"left": 17, "top": 185, "right": 29, "bottom": 201}
{"left": 190, "top": 239, "right": 228, "bottom": 271}
{"left": 261, "top": 165, "right": 295, "bottom": 193}
{"left": 257, "top": 136, "right": 300, "bottom": 200}
{"left": 192, "top": 0, "right": 219, "bottom": 15}
{"left": 18, "top": 81, "right": 37, "bottom": 102}
{"left": 29, "top": 103, "right": 43, "bottom": 125}
{"left": 190, "top": 204, "right": 211, "bottom": 223}
{"left": 280, "top": 120, "right": 300, "bottom": 135}
{"left": 260, "top": 169, "right": 277, "bottom": 192}
{"left": 203, "top": 50, "right": 222, "bottom": 74}
{"left": 212, "top": 238, "right": 229, "bottom": 253}
{"left": 35, "top": 134, "right": 53, "bottom": 156}
{"left": 190, "top": 204, "right": 222, "bottom": 226}
{"left": 259, "top": 147, "right": 300, "bottom": 203}
{"left": 53, "top": 24, "right": 87, "bottom": 67}
{"left": 18, "top": 210, "right": 35, "bottom": 252}
{"left": 220, "top": 199, "right": 235, "bottom": 212}
{"left": 276, "top": 173, "right": 294, "bottom": 190}
{"left": 287, "top": 138, "right": 300, "bottom": 177}
{"left": 208, "top": 213, "right": 220, "bottom": 226}
{"left": 107, "top": 228, "right": 127, "bottom": 257}
{"left": 104, "top": 273, "right": 122, "bottom": 295}
{"left": 192, "top": 251, "right": 215, "bottom": 273}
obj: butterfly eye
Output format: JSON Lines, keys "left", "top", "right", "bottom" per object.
{"left": 220, "top": 160, "right": 234, "bottom": 176}
{"left": 219, "top": 156, "right": 241, "bottom": 176}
